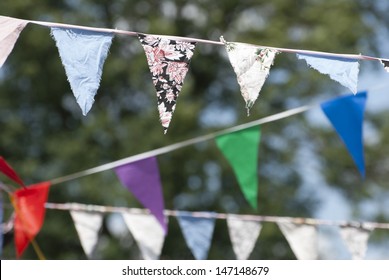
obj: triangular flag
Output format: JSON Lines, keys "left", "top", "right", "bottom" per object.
{"left": 221, "top": 37, "right": 278, "bottom": 115}
{"left": 51, "top": 27, "right": 113, "bottom": 115}
{"left": 176, "top": 211, "right": 215, "bottom": 260}
{"left": 321, "top": 91, "right": 367, "bottom": 177}
{"left": 138, "top": 33, "right": 197, "bottom": 133}
{"left": 11, "top": 181, "right": 51, "bottom": 257}
{"left": 380, "top": 59, "right": 389, "bottom": 72}
{"left": 0, "top": 156, "right": 25, "bottom": 187}
{"left": 297, "top": 53, "right": 359, "bottom": 94}
{"left": 277, "top": 221, "right": 318, "bottom": 260}
{"left": 339, "top": 225, "right": 373, "bottom": 260}
{"left": 0, "top": 16, "right": 28, "bottom": 68}
{"left": 70, "top": 210, "right": 103, "bottom": 259}
{"left": 215, "top": 126, "right": 261, "bottom": 209}
{"left": 226, "top": 215, "right": 262, "bottom": 260}
{"left": 122, "top": 212, "right": 166, "bottom": 260}
{"left": 114, "top": 157, "right": 167, "bottom": 233}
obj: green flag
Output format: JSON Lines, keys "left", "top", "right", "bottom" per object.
{"left": 215, "top": 126, "right": 261, "bottom": 209}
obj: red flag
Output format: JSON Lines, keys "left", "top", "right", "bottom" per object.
{"left": 0, "top": 156, "right": 25, "bottom": 187}
{"left": 12, "top": 182, "right": 51, "bottom": 257}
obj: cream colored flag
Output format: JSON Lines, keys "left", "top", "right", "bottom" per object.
{"left": 221, "top": 36, "right": 278, "bottom": 115}
{"left": 277, "top": 221, "right": 318, "bottom": 260}
{"left": 122, "top": 212, "right": 167, "bottom": 260}
{"left": 339, "top": 225, "right": 373, "bottom": 260}
{"left": 0, "top": 16, "right": 28, "bottom": 68}
{"left": 227, "top": 215, "right": 262, "bottom": 260}
{"left": 70, "top": 210, "right": 103, "bottom": 258}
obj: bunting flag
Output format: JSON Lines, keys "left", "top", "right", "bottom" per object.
{"left": 114, "top": 156, "right": 167, "bottom": 233}
{"left": 138, "top": 33, "right": 197, "bottom": 133}
{"left": 297, "top": 53, "right": 359, "bottom": 94}
{"left": 320, "top": 91, "right": 367, "bottom": 177}
{"left": 339, "top": 225, "right": 373, "bottom": 260}
{"left": 176, "top": 212, "right": 216, "bottom": 260}
{"left": 221, "top": 37, "right": 278, "bottom": 115}
{"left": 122, "top": 212, "right": 166, "bottom": 260}
{"left": 0, "top": 156, "right": 25, "bottom": 187}
{"left": 11, "top": 181, "right": 51, "bottom": 257}
{"left": 69, "top": 210, "right": 103, "bottom": 259}
{"left": 277, "top": 222, "right": 318, "bottom": 260}
{"left": 51, "top": 27, "right": 113, "bottom": 116}
{"left": 0, "top": 16, "right": 28, "bottom": 68}
{"left": 215, "top": 126, "right": 261, "bottom": 209}
{"left": 226, "top": 215, "right": 262, "bottom": 260}
{"left": 380, "top": 59, "right": 389, "bottom": 72}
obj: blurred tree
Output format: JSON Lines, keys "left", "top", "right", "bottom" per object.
{"left": 0, "top": 0, "right": 388, "bottom": 259}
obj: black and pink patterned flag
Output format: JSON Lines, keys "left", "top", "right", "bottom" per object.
{"left": 138, "top": 33, "right": 196, "bottom": 133}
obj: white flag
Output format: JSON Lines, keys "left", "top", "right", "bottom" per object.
{"left": 221, "top": 36, "right": 278, "bottom": 115}
{"left": 227, "top": 215, "right": 262, "bottom": 260}
{"left": 122, "top": 212, "right": 166, "bottom": 260}
{"left": 277, "top": 221, "right": 318, "bottom": 260}
{"left": 70, "top": 210, "right": 103, "bottom": 258}
{"left": 339, "top": 225, "right": 373, "bottom": 260}
{"left": 0, "top": 16, "right": 28, "bottom": 68}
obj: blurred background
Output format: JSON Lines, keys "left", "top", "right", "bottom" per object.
{"left": 1, "top": 0, "right": 389, "bottom": 259}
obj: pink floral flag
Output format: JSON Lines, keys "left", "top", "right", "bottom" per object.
{"left": 138, "top": 34, "right": 197, "bottom": 133}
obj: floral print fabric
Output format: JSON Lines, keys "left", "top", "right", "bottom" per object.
{"left": 138, "top": 33, "right": 197, "bottom": 133}
{"left": 221, "top": 36, "right": 278, "bottom": 115}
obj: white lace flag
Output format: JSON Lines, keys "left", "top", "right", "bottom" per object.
{"left": 226, "top": 215, "right": 262, "bottom": 260}
{"left": 70, "top": 210, "right": 103, "bottom": 258}
{"left": 122, "top": 212, "right": 167, "bottom": 260}
{"left": 221, "top": 36, "right": 278, "bottom": 115}
{"left": 297, "top": 53, "right": 359, "bottom": 94}
{"left": 277, "top": 221, "right": 318, "bottom": 260}
{"left": 339, "top": 225, "right": 373, "bottom": 260}
{"left": 0, "top": 16, "right": 28, "bottom": 68}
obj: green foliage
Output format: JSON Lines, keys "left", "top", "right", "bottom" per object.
{"left": 0, "top": 0, "right": 388, "bottom": 259}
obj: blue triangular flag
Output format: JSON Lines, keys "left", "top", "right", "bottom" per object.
{"left": 176, "top": 212, "right": 216, "bottom": 260}
{"left": 297, "top": 53, "right": 359, "bottom": 94}
{"left": 321, "top": 91, "right": 367, "bottom": 177}
{"left": 51, "top": 27, "right": 113, "bottom": 115}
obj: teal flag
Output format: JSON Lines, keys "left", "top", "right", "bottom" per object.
{"left": 215, "top": 126, "right": 261, "bottom": 209}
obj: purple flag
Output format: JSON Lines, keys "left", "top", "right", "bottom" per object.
{"left": 114, "top": 157, "right": 167, "bottom": 233}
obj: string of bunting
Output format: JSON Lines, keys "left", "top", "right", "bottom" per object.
{"left": 1, "top": 15, "right": 389, "bottom": 133}
{"left": 0, "top": 83, "right": 386, "bottom": 258}
{"left": 42, "top": 202, "right": 389, "bottom": 260}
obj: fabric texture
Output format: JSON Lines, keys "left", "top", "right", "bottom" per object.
{"left": 339, "top": 225, "right": 373, "bottom": 260}
{"left": 12, "top": 182, "right": 51, "bottom": 257}
{"left": 297, "top": 53, "right": 359, "bottom": 94}
{"left": 0, "top": 16, "right": 27, "bottom": 68}
{"left": 122, "top": 212, "right": 166, "bottom": 260}
{"left": 114, "top": 157, "right": 167, "bottom": 233}
{"left": 226, "top": 215, "right": 262, "bottom": 260}
{"left": 221, "top": 37, "right": 278, "bottom": 114}
{"left": 320, "top": 91, "right": 367, "bottom": 177}
{"left": 138, "top": 33, "right": 197, "bottom": 133}
{"left": 51, "top": 27, "right": 113, "bottom": 115}
{"left": 70, "top": 210, "right": 103, "bottom": 259}
{"left": 176, "top": 212, "right": 216, "bottom": 260}
{"left": 277, "top": 222, "right": 318, "bottom": 260}
{"left": 215, "top": 126, "right": 261, "bottom": 209}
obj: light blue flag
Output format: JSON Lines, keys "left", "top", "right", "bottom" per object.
{"left": 297, "top": 53, "right": 359, "bottom": 94}
{"left": 51, "top": 27, "right": 113, "bottom": 115}
{"left": 176, "top": 212, "right": 216, "bottom": 260}
{"left": 321, "top": 91, "right": 367, "bottom": 178}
